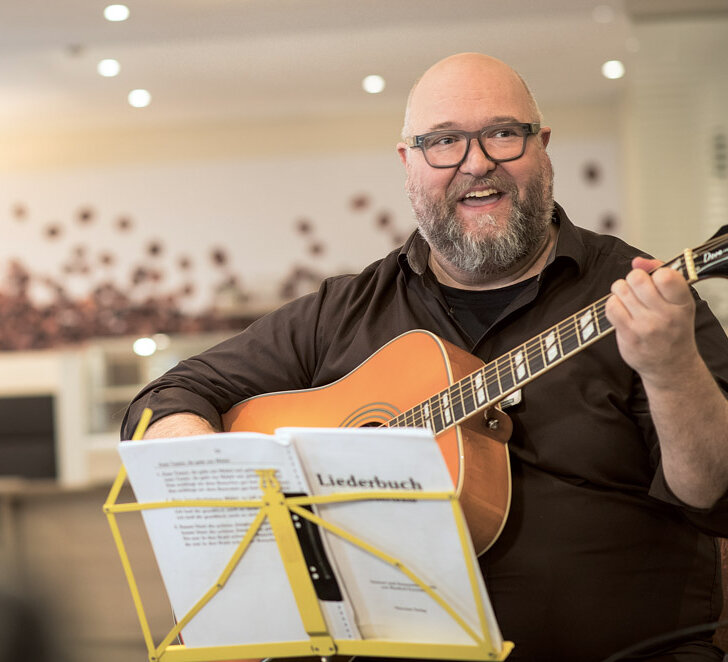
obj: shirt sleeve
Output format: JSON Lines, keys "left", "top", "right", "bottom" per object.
{"left": 645, "top": 295, "right": 728, "bottom": 536}
{"left": 649, "top": 463, "right": 728, "bottom": 536}
{"left": 120, "top": 289, "right": 325, "bottom": 439}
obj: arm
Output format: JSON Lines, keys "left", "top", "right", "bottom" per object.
{"left": 143, "top": 412, "right": 220, "bottom": 439}
{"left": 120, "top": 290, "right": 326, "bottom": 441}
{"left": 605, "top": 257, "right": 728, "bottom": 508}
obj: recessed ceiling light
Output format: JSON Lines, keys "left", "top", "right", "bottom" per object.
{"left": 128, "top": 89, "right": 151, "bottom": 108}
{"left": 362, "top": 75, "right": 386, "bottom": 94}
{"left": 104, "top": 4, "right": 130, "bottom": 22}
{"left": 132, "top": 337, "right": 156, "bottom": 357}
{"left": 601, "top": 60, "right": 625, "bottom": 80}
{"left": 97, "top": 59, "right": 121, "bottom": 77}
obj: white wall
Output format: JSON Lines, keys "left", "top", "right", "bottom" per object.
{"left": 1, "top": 104, "right": 623, "bottom": 319}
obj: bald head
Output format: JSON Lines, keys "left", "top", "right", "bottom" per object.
{"left": 402, "top": 53, "right": 542, "bottom": 139}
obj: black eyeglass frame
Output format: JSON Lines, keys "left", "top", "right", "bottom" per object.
{"left": 405, "top": 122, "right": 541, "bottom": 169}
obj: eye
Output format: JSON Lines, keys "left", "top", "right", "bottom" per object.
{"left": 486, "top": 125, "right": 523, "bottom": 140}
{"left": 494, "top": 128, "right": 518, "bottom": 138}
{"left": 424, "top": 133, "right": 464, "bottom": 149}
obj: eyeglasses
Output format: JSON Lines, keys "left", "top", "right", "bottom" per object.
{"left": 405, "top": 122, "right": 540, "bottom": 169}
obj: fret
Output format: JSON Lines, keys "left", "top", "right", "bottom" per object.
{"left": 485, "top": 365, "right": 500, "bottom": 402}
{"left": 496, "top": 356, "right": 516, "bottom": 393}
{"left": 440, "top": 391, "right": 453, "bottom": 426}
{"left": 421, "top": 401, "right": 434, "bottom": 432}
{"left": 576, "top": 307, "right": 596, "bottom": 344}
{"left": 559, "top": 317, "right": 580, "bottom": 354}
{"left": 420, "top": 404, "right": 432, "bottom": 427}
{"left": 492, "top": 360, "right": 503, "bottom": 396}
{"left": 512, "top": 347, "right": 529, "bottom": 383}
{"left": 430, "top": 395, "right": 446, "bottom": 433}
{"left": 408, "top": 405, "right": 420, "bottom": 428}
{"left": 526, "top": 336, "right": 546, "bottom": 378}
{"left": 595, "top": 299, "right": 610, "bottom": 335}
{"left": 461, "top": 376, "right": 478, "bottom": 417}
{"left": 473, "top": 370, "right": 488, "bottom": 407}
{"left": 450, "top": 383, "right": 466, "bottom": 422}
{"left": 556, "top": 320, "right": 566, "bottom": 356}
{"left": 542, "top": 328, "right": 561, "bottom": 365}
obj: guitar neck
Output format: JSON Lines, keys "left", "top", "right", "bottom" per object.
{"left": 387, "top": 248, "right": 700, "bottom": 435}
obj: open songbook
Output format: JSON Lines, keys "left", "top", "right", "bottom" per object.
{"left": 112, "top": 426, "right": 513, "bottom": 661}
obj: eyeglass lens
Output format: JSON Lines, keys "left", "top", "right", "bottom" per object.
{"left": 422, "top": 125, "right": 529, "bottom": 167}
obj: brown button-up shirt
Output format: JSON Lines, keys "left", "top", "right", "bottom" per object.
{"left": 122, "top": 204, "right": 728, "bottom": 660}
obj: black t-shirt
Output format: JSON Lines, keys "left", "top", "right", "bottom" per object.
{"left": 439, "top": 277, "right": 537, "bottom": 342}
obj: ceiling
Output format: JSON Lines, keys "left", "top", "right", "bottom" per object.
{"left": 0, "top": 0, "right": 725, "bottom": 134}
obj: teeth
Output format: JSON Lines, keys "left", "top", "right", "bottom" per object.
{"left": 465, "top": 189, "right": 498, "bottom": 198}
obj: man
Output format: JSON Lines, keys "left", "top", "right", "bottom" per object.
{"left": 122, "top": 53, "right": 728, "bottom": 660}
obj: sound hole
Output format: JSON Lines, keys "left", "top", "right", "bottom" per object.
{"left": 359, "top": 422, "right": 383, "bottom": 428}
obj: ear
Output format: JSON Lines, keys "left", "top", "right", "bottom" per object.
{"left": 396, "top": 142, "right": 408, "bottom": 166}
{"left": 539, "top": 126, "right": 551, "bottom": 149}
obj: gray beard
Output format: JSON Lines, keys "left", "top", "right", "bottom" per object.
{"left": 408, "top": 163, "right": 555, "bottom": 276}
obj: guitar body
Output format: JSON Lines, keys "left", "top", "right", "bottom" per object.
{"left": 223, "top": 329, "right": 512, "bottom": 555}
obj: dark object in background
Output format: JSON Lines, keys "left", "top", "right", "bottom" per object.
{"left": 0, "top": 591, "right": 53, "bottom": 662}
{"left": 0, "top": 395, "right": 56, "bottom": 479}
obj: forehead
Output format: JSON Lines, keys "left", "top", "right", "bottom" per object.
{"left": 408, "top": 60, "right": 534, "bottom": 134}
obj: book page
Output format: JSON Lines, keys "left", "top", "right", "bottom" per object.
{"left": 284, "top": 427, "right": 503, "bottom": 650}
{"left": 118, "top": 432, "right": 358, "bottom": 647}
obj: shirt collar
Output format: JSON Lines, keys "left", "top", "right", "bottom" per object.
{"left": 548, "top": 202, "right": 587, "bottom": 275}
{"left": 398, "top": 201, "right": 587, "bottom": 278}
{"left": 398, "top": 230, "right": 429, "bottom": 275}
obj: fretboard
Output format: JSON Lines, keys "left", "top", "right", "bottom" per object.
{"left": 386, "top": 296, "right": 613, "bottom": 435}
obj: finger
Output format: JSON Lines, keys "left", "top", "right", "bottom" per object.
{"left": 651, "top": 267, "right": 694, "bottom": 306}
{"left": 623, "top": 268, "right": 663, "bottom": 309}
{"left": 608, "top": 279, "right": 639, "bottom": 320}
{"left": 604, "top": 290, "right": 632, "bottom": 327}
{"left": 632, "top": 256, "right": 663, "bottom": 272}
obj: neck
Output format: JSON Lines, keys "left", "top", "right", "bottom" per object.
{"left": 429, "top": 223, "right": 558, "bottom": 291}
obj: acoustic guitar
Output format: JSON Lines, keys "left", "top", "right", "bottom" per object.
{"left": 223, "top": 227, "right": 728, "bottom": 556}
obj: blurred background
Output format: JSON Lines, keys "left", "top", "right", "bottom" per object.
{"left": 0, "top": 0, "right": 727, "bottom": 660}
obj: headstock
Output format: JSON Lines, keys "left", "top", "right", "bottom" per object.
{"left": 662, "top": 225, "right": 728, "bottom": 282}
{"left": 692, "top": 225, "right": 728, "bottom": 281}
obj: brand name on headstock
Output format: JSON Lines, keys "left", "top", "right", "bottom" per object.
{"left": 704, "top": 248, "right": 727, "bottom": 262}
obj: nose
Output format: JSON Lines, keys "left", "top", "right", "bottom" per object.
{"left": 459, "top": 137, "right": 497, "bottom": 176}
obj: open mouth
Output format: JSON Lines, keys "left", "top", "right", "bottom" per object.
{"left": 460, "top": 188, "right": 504, "bottom": 207}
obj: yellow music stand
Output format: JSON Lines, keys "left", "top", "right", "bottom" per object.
{"left": 104, "top": 409, "right": 513, "bottom": 662}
